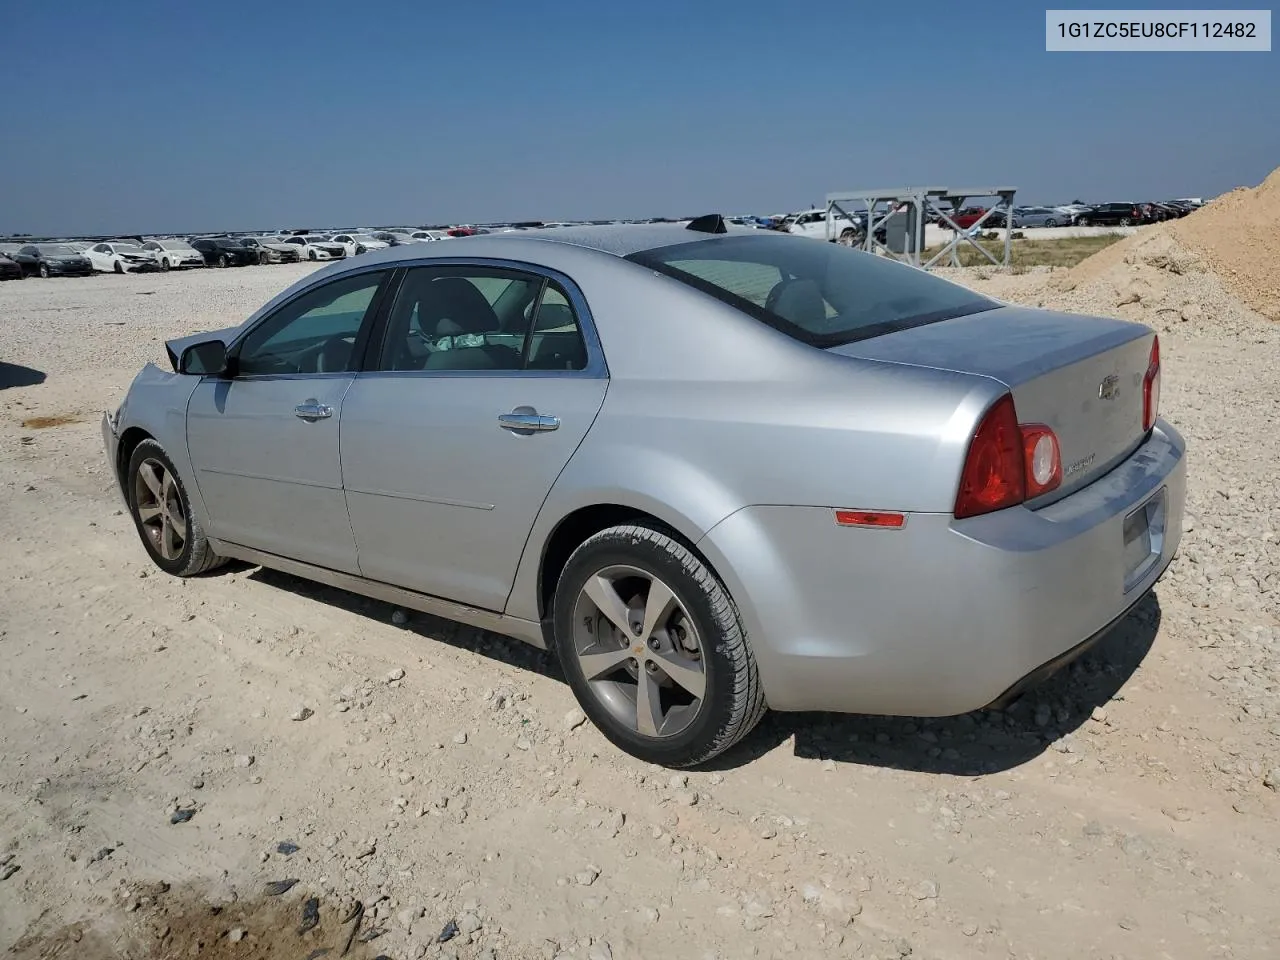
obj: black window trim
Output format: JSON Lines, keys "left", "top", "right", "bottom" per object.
{"left": 223, "top": 265, "right": 397, "bottom": 381}
{"left": 626, "top": 238, "right": 1000, "bottom": 349}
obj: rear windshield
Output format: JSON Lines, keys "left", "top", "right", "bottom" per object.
{"left": 626, "top": 234, "right": 998, "bottom": 347}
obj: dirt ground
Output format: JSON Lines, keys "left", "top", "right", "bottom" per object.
{"left": 1, "top": 234, "right": 1278, "bottom": 960}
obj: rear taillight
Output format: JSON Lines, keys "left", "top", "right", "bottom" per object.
{"left": 954, "top": 395, "right": 1024, "bottom": 518}
{"left": 954, "top": 394, "right": 1063, "bottom": 519}
{"left": 1020, "top": 424, "right": 1063, "bottom": 498}
{"left": 1142, "top": 335, "right": 1161, "bottom": 431}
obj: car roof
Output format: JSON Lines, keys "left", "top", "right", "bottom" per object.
{"left": 371, "top": 222, "right": 759, "bottom": 263}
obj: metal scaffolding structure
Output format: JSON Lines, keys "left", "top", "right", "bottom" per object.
{"left": 823, "top": 186, "right": 1017, "bottom": 269}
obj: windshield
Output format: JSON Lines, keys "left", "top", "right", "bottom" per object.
{"left": 113, "top": 243, "right": 143, "bottom": 252}
{"left": 352, "top": 234, "right": 378, "bottom": 242}
{"left": 627, "top": 234, "right": 998, "bottom": 348}
{"left": 165, "top": 240, "right": 195, "bottom": 250}
{"left": 38, "top": 244, "right": 79, "bottom": 256}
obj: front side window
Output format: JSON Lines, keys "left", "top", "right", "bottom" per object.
{"left": 378, "top": 267, "right": 587, "bottom": 372}
{"left": 235, "top": 270, "right": 388, "bottom": 377}
{"left": 627, "top": 234, "right": 998, "bottom": 348}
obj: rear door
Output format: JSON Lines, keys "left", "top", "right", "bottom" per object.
{"left": 186, "top": 267, "right": 393, "bottom": 573}
{"left": 340, "top": 262, "right": 608, "bottom": 611}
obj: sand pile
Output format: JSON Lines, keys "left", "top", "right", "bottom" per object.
{"left": 1168, "top": 167, "right": 1280, "bottom": 321}
{"left": 1036, "top": 167, "right": 1280, "bottom": 335}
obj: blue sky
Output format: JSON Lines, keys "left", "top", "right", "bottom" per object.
{"left": 2, "top": 1, "right": 1275, "bottom": 235}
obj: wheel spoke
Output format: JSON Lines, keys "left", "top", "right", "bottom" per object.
{"left": 582, "top": 574, "right": 634, "bottom": 638}
{"left": 139, "top": 462, "right": 163, "bottom": 498}
{"left": 638, "top": 578, "right": 676, "bottom": 643}
{"left": 168, "top": 507, "right": 186, "bottom": 539}
{"left": 650, "top": 648, "right": 706, "bottom": 699}
{"left": 161, "top": 516, "right": 179, "bottom": 560}
{"left": 160, "top": 469, "right": 174, "bottom": 505}
{"left": 634, "top": 670, "right": 663, "bottom": 737}
{"left": 578, "top": 645, "right": 634, "bottom": 682}
{"left": 137, "top": 504, "right": 163, "bottom": 523}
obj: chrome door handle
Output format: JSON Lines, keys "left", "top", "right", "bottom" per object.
{"left": 498, "top": 412, "right": 560, "bottom": 433}
{"left": 294, "top": 400, "right": 334, "bottom": 420}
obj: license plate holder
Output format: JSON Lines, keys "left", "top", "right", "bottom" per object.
{"left": 1122, "top": 487, "right": 1166, "bottom": 593}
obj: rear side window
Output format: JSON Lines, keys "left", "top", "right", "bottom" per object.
{"left": 627, "top": 234, "right": 997, "bottom": 348}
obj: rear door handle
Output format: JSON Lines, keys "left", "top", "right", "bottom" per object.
{"left": 294, "top": 400, "right": 334, "bottom": 421}
{"left": 498, "top": 412, "right": 559, "bottom": 433}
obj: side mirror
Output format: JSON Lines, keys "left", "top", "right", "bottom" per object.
{"left": 180, "top": 340, "right": 229, "bottom": 377}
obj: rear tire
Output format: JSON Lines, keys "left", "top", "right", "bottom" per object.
{"left": 126, "top": 439, "right": 226, "bottom": 577}
{"left": 552, "top": 523, "right": 767, "bottom": 767}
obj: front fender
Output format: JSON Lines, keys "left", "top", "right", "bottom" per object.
{"left": 112, "top": 364, "right": 205, "bottom": 525}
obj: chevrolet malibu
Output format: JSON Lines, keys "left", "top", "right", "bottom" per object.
{"left": 101, "top": 218, "right": 1185, "bottom": 767}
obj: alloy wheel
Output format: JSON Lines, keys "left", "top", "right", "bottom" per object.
{"left": 570, "top": 565, "right": 706, "bottom": 739}
{"left": 134, "top": 458, "right": 187, "bottom": 562}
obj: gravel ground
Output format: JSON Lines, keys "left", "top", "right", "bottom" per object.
{"left": 1, "top": 251, "right": 1278, "bottom": 960}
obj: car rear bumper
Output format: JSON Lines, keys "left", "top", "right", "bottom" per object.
{"left": 696, "top": 419, "right": 1186, "bottom": 716}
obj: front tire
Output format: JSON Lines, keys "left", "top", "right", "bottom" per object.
{"left": 259, "top": 251, "right": 271, "bottom": 265}
{"left": 126, "top": 440, "right": 226, "bottom": 577}
{"left": 38, "top": 263, "right": 49, "bottom": 279}
{"left": 113, "top": 260, "right": 125, "bottom": 274}
{"left": 308, "top": 249, "right": 318, "bottom": 261}
{"left": 552, "top": 524, "right": 766, "bottom": 767}
{"left": 160, "top": 258, "right": 171, "bottom": 272}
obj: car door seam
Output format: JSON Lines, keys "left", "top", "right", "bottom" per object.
{"left": 499, "top": 378, "right": 613, "bottom": 616}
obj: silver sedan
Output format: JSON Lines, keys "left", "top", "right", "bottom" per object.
{"left": 102, "top": 218, "right": 1186, "bottom": 767}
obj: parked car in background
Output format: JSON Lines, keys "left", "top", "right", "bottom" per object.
{"left": 940, "top": 207, "right": 990, "bottom": 230}
{"left": 0, "top": 251, "right": 23, "bottom": 280}
{"left": 988, "top": 206, "right": 1064, "bottom": 229}
{"left": 0, "top": 243, "right": 36, "bottom": 276}
{"left": 84, "top": 240, "right": 159, "bottom": 274}
{"left": 190, "top": 237, "right": 258, "bottom": 268}
{"left": 281, "top": 235, "right": 347, "bottom": 261}
{"left": 329, "top": 233, "right": 390, "bottom": 256}
{"left": 370, "top": 231, "right": 421, "bottom": 246}
{"left": 411, "top": 230, "right": 448, "bottom": 242}
{"left": 240, "top": 237, "right": 302, "bottom": 264}
{"left": 1073, "top": 203, "right": 1143, "bottom": 227}
{"left": 100, "top": 220, "right": 1184, "bottom": 767}
{"left": 16, "top": 243, "right": 94, "bottom": 278}
{"left": 783, "top": 208, "right": 866, "bottom": 243}
{"left": 142, "top": 239, "right": 206, "bottom": 271}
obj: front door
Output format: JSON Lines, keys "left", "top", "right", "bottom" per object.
{"left": 186, "top": 267, "right": 392, "bottom": 573}
{"left": 341, "top": 264, "right": 608, "bottom": 611}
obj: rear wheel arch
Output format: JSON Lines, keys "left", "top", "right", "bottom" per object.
{"left": 536, "top": 503, "right": 717, "bottom": 622}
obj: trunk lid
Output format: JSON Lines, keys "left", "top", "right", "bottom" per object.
{"left": 830, "top": 305, "right": 1155, "bottom": 500}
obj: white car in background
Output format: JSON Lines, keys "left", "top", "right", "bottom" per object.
{"left": 280, "top": 235, "right": 347, "bottom": 261}
{"left": 410, "top": 230, "right": 449, "bottom": 242}
{"left": 329, "top": 233, "right": 391, "bottom": 256}
{"left": 83, "top": 240, "right": 159, "bottom": 274}
{"left": 142, "top": 239, "right": 205, "bottom": 271}
{"left": 783, "top": 208, "right": 866, "bottom": 243}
